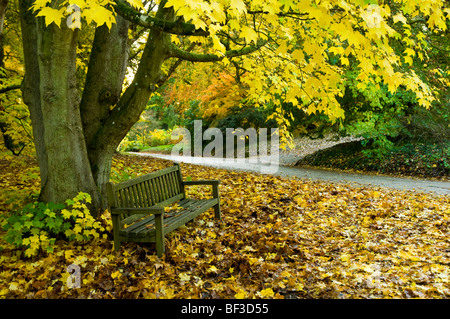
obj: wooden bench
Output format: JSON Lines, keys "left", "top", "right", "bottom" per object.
{"left": 106, "top": 163, "right": 220, "bottom": 257}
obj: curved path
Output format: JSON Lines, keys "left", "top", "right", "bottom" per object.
{"left": 133, "top": 153, "right": 450, "bottom": 196}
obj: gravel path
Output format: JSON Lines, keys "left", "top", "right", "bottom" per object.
{"left": 133, "top": 148, "right": 450, "bottom": 196}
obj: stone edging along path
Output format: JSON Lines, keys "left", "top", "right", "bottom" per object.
{"left": 131, "top": 152, "right": 450, "bottom": 196}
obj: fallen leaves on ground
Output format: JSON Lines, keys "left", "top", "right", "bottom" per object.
{"left": 0, "top": 154, "right": 449, "bottom": 299}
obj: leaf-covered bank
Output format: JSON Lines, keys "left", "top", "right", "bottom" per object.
{"left": 296, "top": 140, "right": 450, "bottom": 180}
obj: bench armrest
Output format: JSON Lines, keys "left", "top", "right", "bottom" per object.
{"left": 182, "top": 180, "right": 220, "bottom": 186}
{"left": 182, "top": 180, "right": 220, "bottom": 200}
{"left": 110, "top": 206, "right": 165, "bottom": 215}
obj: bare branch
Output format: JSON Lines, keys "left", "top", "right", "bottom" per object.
{"left": 247, "top": 9, "right": 312, "bottom": 21}
{"left": 157, "top": 42, "right": 197, "bottom": 86}
{"left": 114, "top": 0, "right": 209, "bottom": 36}
{"left": 167, "top": 39, "right": 268, "bottom": 62}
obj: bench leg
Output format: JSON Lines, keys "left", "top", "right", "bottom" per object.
{"left": 213, "top": 185, "right": 221, "bottom": 220}
{"left": 114, "top": 238, "right": 121, "bottom": 252}
{"left": 214, "top": 203, "right": 221, "bottom": 220}
{"left": 112, "top": 214, "right": 121, "bottom": 251}
{"left": 155, "top": 214, "right": 165, "bottom": 257}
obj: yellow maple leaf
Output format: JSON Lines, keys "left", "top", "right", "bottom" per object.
{"left": 240, "top": 25, "right": 258, "bottom": 44}
{"left": 230, "top": 0, "right": 247, "bottom": 16}
{"left": 179, "top": 272, "right": 191, "bottom": 282}
{"left": 61, "top": 209, "right": 72, "bottom": 219}
{"left": 9, "top": 282, "right": 20, "bottom": 292}
{"left": 329, "top": 46, "right": 345, "bottom": 55}
{"left": 234, "top": 291, "right": 247, "bottom": 298}
{"left": 208, "top": 265, "right": 219, "bottom": 273}
{"left": 39, "top": 233, "right": 48, "bottom": 242}
{"left": 393, "top": 13, "right": 407, "bottom": 24}
{"left": 83, "top": 3, "right": 115, "bottom": 29}
{"left": 74, "top": 255, "right": 88, "bottom": 267}
{"left": 73, "top": 225, "right": 82, "bottom": 234}
{"left": 31, "top": 0, "right": 52, "bottom": 12}
{"left": 404, "top": 48, "right": 416, "bottom": 57}
{"left": 127, "top": 0, "right": 144, "bottom": 10}
{"left": 111, "top": 270, "right": 122, "bottom": 279}
{"left": 65, "top": 250, "right": 74, "bottom": 260}
{"left": 36, "top": 7, "right": 66, "bottom": 27}
{"left": 0, "top": 288, "right": 9, "bottom": 296}
{"left": 404, "top": 55, "right": 413, "bottom": 66}
{"left": 25, "top": 247, "right": 37, "bottom": 257}
{"left": 212, "top": 36, "right": 226, "bottom": 54}
{"left": 258, "top": 287, "right": 275, "bottom": 298}
{"left": 209, "top": 1, "right": 226, "bottom": 23}
{"left": 341, "top": 56, "right": 349, "bottom": 66}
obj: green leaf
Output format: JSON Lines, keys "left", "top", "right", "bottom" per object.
{"left": 46, "top": 218, "right": 56, "bottom": 230}
{"left": 23, "top": 221, "right": 33, "bottom": 229}
{"left": 12, "top": 222, "right": 23, "bottom": 232}
{"left": 44, "top": 209, "right": 56, "bottom": 218}
{"left": 65, "top": 199, "right": 75, "bottom": 206}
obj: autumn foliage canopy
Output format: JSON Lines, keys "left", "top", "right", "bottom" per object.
{"left": 30, "top": 0, "right": 449, "bottom": 136}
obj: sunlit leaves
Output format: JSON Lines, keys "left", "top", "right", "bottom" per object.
{"left": 82, "top": 2, "right": 115, "bottom": 29}
{"left": 28, "top": 0, "right": 449, "bottom": 142}
{"left": 31, "top": 0, "right": 116, "bottom": 29}
{"left": 35, "top": 6, "right": 66, "bottom": 27}
{"left": 127, "top": 0, "right": 145, "bottom": 10}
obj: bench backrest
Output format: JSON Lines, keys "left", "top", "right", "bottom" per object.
{"left": 106, "top": 163, "right": 185, "bottom": 209}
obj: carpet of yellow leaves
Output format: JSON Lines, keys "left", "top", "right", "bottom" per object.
{"left": 0, "top": 154, "right": 449, "bottom": 299}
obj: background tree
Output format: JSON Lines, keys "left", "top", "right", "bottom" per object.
{"left": 0, "top": 0, "right": 33, "bottom": 156}
{"left": 13, "top": 0, "right": 449, "bottom": 215}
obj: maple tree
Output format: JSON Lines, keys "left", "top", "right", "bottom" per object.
{"left": 163, "top": 63, "right": 247, "bottom": 124}
{"left": 0, "top": 0, "right": 33, "bottom": 156}
{"left": 4, "top": 0, "right": 448, "bottom": 213}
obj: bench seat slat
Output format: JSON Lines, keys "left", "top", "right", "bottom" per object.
{"left": 118, "top": 197, "right": 206, "bottom": 233}
{"left": 120, "top": 198, "right": 218, "bottom": 239}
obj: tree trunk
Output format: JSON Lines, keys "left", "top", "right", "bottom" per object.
{"left": 37, "top": 22, "right": 101, "bottom": 208}
{"left": 79, "top": 16, "right": 130, "bottom": 206}
{"left": 84, "top": 10, "right": 173, "bottom": 207}
{"left": 87, "top": 27, "right": 171, "bottom": 206}
{"left": 18, "top": 0, "right": 174, "bottom": 216}
{"left": 20, "top": 0, "right": 101, "bottom": 212}
{"left": 19, "top": 0, "right": 48, "bottom": 190}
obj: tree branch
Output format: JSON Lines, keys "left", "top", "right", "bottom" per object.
{"left": 157, "top": 42, "right": 197, "bottom": 86}
{"left": 114, "top": 0, "right": 209, "bottom": 36}
{"left": 247, "top": 9, "right": 312, "bottom": 21}
{"left": 167, "top": 39, "right": 268, "bottom": 62}
{"left": 0, "top": 82, "right": 21, "bottom": 94}
{"left": 80, "top": 16, "right": 130, "bottom": 151}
